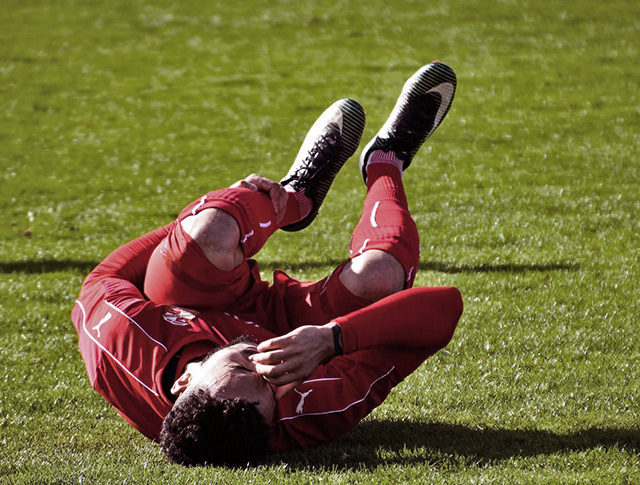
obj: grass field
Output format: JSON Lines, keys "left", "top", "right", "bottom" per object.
{"left": 1, "top": 0, "right": 639, "bottom": 482}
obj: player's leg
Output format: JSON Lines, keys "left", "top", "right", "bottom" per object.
{"left": 171, "top": 98, "right": 366, "bottom": 263}
{"left": 171, "top": 99, "right": 365, "bottom": 269}
{"left": 340, "top": 61, "right": 457, "bottom": 300}
{"left": 179, "top": 208, "right": 244, "bottom": 271}
{"left": 340, "top": 159, "right": 416, "bottom": 300}
{"left": 144, "top": 99, "right": 365, "bottom": 311}
{"left": 279, "top": 98, "right": 366, "bottom": 231}
{"left": 264, "top": 62, "right": 457, "bottom": 333}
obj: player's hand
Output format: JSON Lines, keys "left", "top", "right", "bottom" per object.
{"left": 250, "top": 324, "right": 336, "bottom": 398}
{"left": 231, "top": 174, "right": 288, "bottom": 224}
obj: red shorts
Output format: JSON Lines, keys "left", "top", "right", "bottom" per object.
{"left": 144, "top": 221, "right": 371, "bottom": 335}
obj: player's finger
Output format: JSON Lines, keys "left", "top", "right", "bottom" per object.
{"left": 255, "top": 357, "right": 302, "bottom": 381}
{"left": 230, "top": 179, "right": 258, "bottom": 191}
{"left": 261, "top": 181, "right": 285, "bottom": 223}
{"left": 256, "top": 339, "right": 277, "bottom": 353}
{"left": 250, "top": 349, "right": 288, "bottom": 365}
{"left": 253, "top": 362, "right": 276, "bottom": 378}
{"left": 268, "top": 186, "right": 281, "bottom": 222}
{"left": 240, "top": 176, "right": 279, "bottom": 221}
{"left": 254, "top": 362, "right": 291, "bottom": 381}
{"left": 276, "top": 185, "right": 288, "bottom": 224}
{"left": 242, "top": 175, "right": 288, "bottom": 223}
{"left": 243, "top": 173, "right": 263, "bottom": 184}
{"left": 242, "top": 173, "right": 269, "bottom": 191}
{"left": 256, "top": 335, "right": 289, "bottom": 352}
{"left": 250, "top": 174, "right": 274, "bottom": 192}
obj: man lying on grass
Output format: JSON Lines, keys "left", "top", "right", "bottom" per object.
{"left": 71, "top": 62, "right": 463, "bottom": 466}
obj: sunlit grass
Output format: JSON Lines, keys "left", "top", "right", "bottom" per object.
{"left": 1, "top": 0, "right": 638, "bottom": 482}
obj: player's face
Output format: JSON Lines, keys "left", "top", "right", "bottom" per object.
{"left": 191, "top": 341, "right": 277, "bottom": 424}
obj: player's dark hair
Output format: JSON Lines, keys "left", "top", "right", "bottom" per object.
{"left": 160, "top": 387, "right": 269, "bottom": 466}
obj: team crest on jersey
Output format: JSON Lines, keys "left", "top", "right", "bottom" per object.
{"left": 162, "top": 306, "right": 198, "bottom": 326}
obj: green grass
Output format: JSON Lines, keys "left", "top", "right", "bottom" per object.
{"left": 1, "top": 0, "right": 639, "bottom": 482}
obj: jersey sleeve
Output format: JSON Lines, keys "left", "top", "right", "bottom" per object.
{"left": 269, "top": 347, "right": 406, "bottom": 452}
{"left": 334, "top": 286, "right": 463, "bottom": 357}
{"left": 85, "top": 223, "right": 175, "bottom": 291}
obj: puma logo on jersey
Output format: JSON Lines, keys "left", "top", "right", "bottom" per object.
{"left": 294, "top": 388, "right": 313, "bottom": 414}
{"left": 93, "top": 312, "right": 112, "bottom": 338}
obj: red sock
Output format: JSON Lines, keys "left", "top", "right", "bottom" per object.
{"left": 366, "top": 149, "right": 404, "bottom": 177}
{"left": 350, "top": 162, "right": 420, "bottom": 287}
{"left": 280, "top": 186, "right": 313, "bottom": 228}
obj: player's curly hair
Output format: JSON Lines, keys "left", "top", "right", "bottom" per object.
{"left": 160, "top": 387, "right": 270, "bottom": 466}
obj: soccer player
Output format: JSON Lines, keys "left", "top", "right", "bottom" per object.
{"left": 71, "top": 62, "right": 462, "bottom": 466}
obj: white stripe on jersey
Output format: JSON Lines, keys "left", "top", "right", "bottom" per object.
{"left": 303, "top": 377, "right": 342, "bottom": 384}
{"left": 76, "top": 300, "right": 160, "bottom": 397}
{"left": 104, "top": 301, "right": 168, "bottom": 352}
{"left": 277, "top": 365, "right": 395, "bottom": 422}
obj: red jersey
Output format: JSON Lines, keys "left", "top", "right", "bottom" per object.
{"left": 71, "top": 224, "right": 278, "bottom": 440}
{"left": 72, "top": 226, "right": 462, "bottom": 451}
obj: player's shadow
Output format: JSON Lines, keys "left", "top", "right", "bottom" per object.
{"left": 418, "top": 261, "right": 580, "bottom": 274}
{"left": 269, "top": 420, "right": 639, "bottom": 470}
{"left": 0, "top": 259, "right": 579, "bottom": 275}
{"left": 260, "top": 260, "right": 580, "bottom": 274}
{"left": 0, "top": 259, "right": 99, "bottom": 274}
{"left": 0, "top": 260, "right": 99, "bottom": 274}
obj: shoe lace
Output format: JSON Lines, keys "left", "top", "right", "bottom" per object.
{"left": 285, "top": 130, "right": 339, "bottom": 190}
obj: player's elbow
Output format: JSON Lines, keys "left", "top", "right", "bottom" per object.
{"left": 432, "top": 286, "right": 463, "bottom": 350}
{"left": 448, "top": 286, "right": 464, "bottom": 323}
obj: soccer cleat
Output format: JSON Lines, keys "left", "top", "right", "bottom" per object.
{"left": 280, "top": 98, "right": 366, "bottom": 231}
{"left": 360, "top": 61, "right": 457, "bottom": 183}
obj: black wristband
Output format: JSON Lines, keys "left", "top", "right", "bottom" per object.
{"left": 331, "top": 323, "right": 343, "bottom": 355}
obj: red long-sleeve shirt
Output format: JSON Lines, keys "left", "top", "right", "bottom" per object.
{"left": 72, "top": 227, "right": 462, "bottom": 451}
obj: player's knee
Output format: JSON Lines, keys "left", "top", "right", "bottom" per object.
{"left": 340, "top": 250, "right": 406, "bottom": 301}
{"left": 181, "top": 209, "right": 244, "bottom": 270}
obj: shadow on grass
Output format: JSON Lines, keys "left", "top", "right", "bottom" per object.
{"left": 419, "top": 261, "right": 581, "bottom": 274}
{"left": 269, "top": 420, "right": 639, "bottom": 469}
{"left": 260, "top": 260, "right": 580, "bottom": 274}
{"left": 0, "top": 260, "right": 99, "bottom": 274}
{"left": 0, "top": 259, "right": 579, "bottom": 275}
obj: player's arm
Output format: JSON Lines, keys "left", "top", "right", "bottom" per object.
{"left": 86, "top": 224, "right": 174, "bottom": 289}
{"left": 252, "top": 286, "right": 463, "bottom": 393}
{"left": 335, "top": 286, "right": 463, "bottom": 354}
